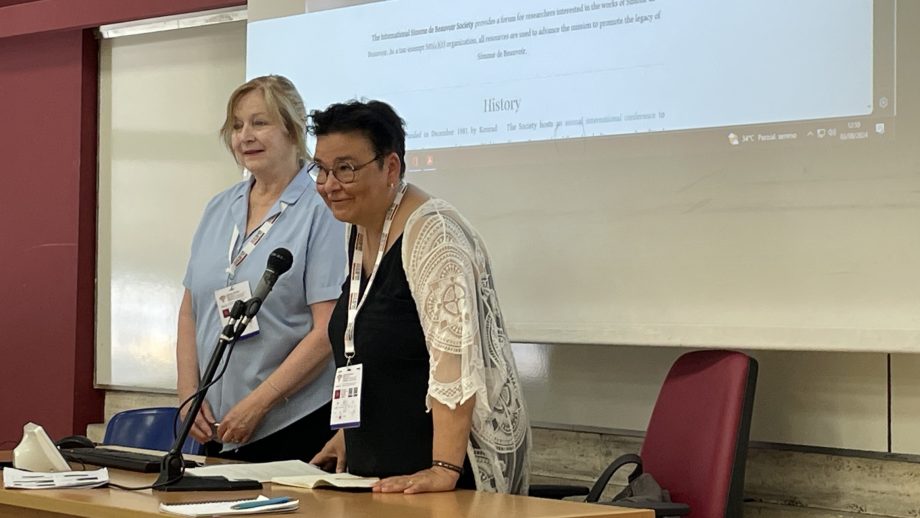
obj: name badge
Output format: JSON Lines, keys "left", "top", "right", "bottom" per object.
{"left": 214, "top": 281, "right": 260, "bottom": 340}
{"left": 330, "top": 364, "right": 363, "bottom": 429}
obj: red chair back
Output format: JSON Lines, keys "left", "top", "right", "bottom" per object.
{"left": 640, "top": 350, "right": 757, "bottom": 518}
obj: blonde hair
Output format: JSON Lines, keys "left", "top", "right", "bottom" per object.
{"left": 220, "top": 75, "right": 309, "bottom": 167}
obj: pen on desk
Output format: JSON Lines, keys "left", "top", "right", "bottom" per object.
{"left": 230, "top": 497, "right": 292, "bottom": 510}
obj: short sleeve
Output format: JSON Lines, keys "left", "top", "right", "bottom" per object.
{"left": 303, "top": 202, "right": 347, "bottom": 304}
{"left": 182, "top": 194, "right": 222, "bottom": 292}
{"left": 402, "top": 209, "right": 485, "bottom": 410}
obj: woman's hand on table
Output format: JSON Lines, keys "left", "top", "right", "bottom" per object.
{"left": 373, "top": 466, "right": 460, "bottom": 494}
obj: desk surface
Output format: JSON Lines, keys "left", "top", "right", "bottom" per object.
{"left": 0, "top": 453, "right": 651, "bottom": 518}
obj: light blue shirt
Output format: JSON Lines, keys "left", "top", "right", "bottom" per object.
{"left": 183, "top": 165, "right": 345, "bottom": 448}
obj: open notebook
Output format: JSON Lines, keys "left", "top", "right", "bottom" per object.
{"left": 159, "top": 495, "right": 299, "bottom": 516}
{"left": 272, "top": 473, "right": 378, "bottom": 490}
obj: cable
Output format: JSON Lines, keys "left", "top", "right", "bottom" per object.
{"left": 173, "top": 301, "right": 247, "bottom": 442}
{"left": 109, "top": 470, "right": 186, "bottom": 491}
{"left": 110, "top": 345, "right": 240, "bottom": 492}
{"left": 173, "top": 337, "right": 240, "bottom": 441}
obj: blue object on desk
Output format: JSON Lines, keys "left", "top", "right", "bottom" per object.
{"left": 230, "top": 497, "right": 293, "bottom": 510}
{"left": 104, "top": 407, "right": 203, "bottom": 455}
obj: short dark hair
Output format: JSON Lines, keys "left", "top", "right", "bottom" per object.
{"left": 308, "top": 100, "right": 407, "bottom": 177}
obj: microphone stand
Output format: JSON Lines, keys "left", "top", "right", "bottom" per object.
{"left": 154, "top": 301, "right": 262, "bottom": 492}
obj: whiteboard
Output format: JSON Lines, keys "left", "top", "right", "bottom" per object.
{"left": 96, "top": 21, "right": 246, "bottom": 388}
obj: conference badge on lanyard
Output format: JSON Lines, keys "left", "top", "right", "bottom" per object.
{"left": 330, "top": 364, "right": 363, "bottom": 429}
{"left": 330, "top": 182, "right": 408, "bottom": 430}
{"left": 214, "top": 281, "right": 260, "bottom": 340}
{"left": 217, "top": 203, "right": 287, "bottom": 341}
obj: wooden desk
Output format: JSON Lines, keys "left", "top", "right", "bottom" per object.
{"left": 0, "top": 455, "right": 651, "bottom": 518}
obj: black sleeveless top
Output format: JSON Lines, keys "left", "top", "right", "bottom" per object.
{"left": 328, "top": 230, "right": 474, "bottom": 487}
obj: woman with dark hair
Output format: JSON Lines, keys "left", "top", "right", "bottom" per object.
{"left": 308, "top": 100, "right": 530, "bottom": 494}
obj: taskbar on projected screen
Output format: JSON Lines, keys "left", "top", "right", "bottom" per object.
{"left": 404, "top": 115, "right": 896, "bottom": 174}
{"left": 720, "top": 116, "right": 895, "bottom": 150}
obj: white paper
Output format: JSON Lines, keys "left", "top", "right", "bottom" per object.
{"left": 159, "top": 495, "right": 298, "bottom": 516}
{"left": 3, "top": 467, "right": 109, "bottom": 489}
{"left": 185, "top": 459, "right": 327, "bottom": 483}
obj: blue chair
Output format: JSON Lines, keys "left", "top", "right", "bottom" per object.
{"left": 103, "top": 407, "right": 204, "bottom": 455}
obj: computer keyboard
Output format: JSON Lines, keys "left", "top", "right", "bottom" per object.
{"left": 60, "top": 447, "right": 200, "bottom": 473}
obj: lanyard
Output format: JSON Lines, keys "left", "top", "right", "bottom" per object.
{"left": 344, "top": 182, "right": 408, "bottom": 364}
{"left": 226, "top": 202, "right": 288, "bottom": 281}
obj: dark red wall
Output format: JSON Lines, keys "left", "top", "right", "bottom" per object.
{"left": 0, "top": 0, "right": 245, "bottom": 38}
{"left": 0, "top": 27, "right": 100, "bottom": 445}
{"left": 0, "top": 0, "right": 244, "bottom": 445}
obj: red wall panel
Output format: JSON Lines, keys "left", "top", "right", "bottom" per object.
{"left": 0, "top": 28, "right": 102, "bottom": 443}
{"left": 73, "top": 27, "right": 101, "bottom": 437}
{"left": 0, "top": 0, "right": 245, "bottom": 39}
{"left": 0, "top": 0, "right": 245, "bottom": 444}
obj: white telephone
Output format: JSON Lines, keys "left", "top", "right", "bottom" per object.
{"left": 12, "top": 422, "right": 70, "bottom": 472}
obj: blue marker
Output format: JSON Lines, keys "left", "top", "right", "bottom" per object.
{"left": 230, "top": 496, "right": 293, "bottom": 510}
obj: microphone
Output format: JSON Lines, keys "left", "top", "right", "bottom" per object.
{"left": 251, "top": 247, "right": 294, "bottom": 303}
{"left": 234, "top": 247, "right": 293, "bottom": 337}
{"left": 155, "top": 250, "right": 294, "bottom": 492}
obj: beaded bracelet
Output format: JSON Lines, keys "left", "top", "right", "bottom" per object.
{"left": 431, "top": 460, "right": 464, "bottom": 475}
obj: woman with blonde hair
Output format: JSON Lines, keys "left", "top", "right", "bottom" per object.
{"left": 177, "top": 75, "right": 345, "bottom": 462}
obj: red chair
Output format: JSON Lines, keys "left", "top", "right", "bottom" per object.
{"left": 532, "top": 350, "right": 758, "bottom": 518}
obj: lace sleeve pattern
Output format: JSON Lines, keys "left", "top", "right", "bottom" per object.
{"left": 402, "top": 198, "right": 531, "bottom": 494}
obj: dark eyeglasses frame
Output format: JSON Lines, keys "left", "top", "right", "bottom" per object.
{"left": 311, "top": 154, "right": 381, "bottom": 184}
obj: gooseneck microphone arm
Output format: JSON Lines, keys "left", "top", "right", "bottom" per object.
{"left": 154, "top": 248, "right": 293, "bottom": 492}
{"left": 155, "top": 309, "right": 255, "bottom": 491}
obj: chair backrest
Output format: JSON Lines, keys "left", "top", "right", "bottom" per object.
{"left": 640, "top": 350, "right": 758, "bottom": 518}
{"left": 103, "top": 407, "right": 203, "bottom": 455}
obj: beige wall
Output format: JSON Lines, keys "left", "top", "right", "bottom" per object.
{"left": 514, "top": 344, "right": 906, "bottom": 452}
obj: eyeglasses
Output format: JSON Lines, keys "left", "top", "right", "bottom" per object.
{"left": 310, "top": 154, "right": 380, "bottom": 185}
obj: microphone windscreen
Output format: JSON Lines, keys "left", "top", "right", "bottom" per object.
{"left": 266, "top": 248, "right": 294, "bottom": 276}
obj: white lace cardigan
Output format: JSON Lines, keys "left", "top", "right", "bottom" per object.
{"left": 401, "top": 198, "right": 531, "bottom": 494}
